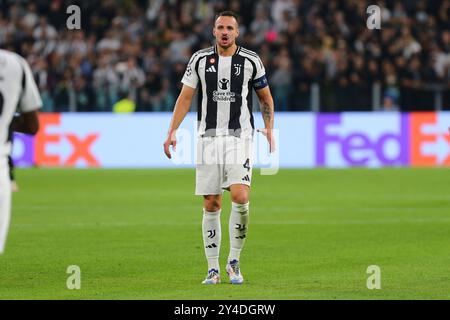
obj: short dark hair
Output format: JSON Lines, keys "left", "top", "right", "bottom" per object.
{"left": 215, "top": 11, "right": 239, "bottom": 24}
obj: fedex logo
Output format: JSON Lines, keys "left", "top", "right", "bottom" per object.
{"left": 410, "top": 113, "right": 450, "bottom": 166}
{"left": 316, "top": 113, "right": 450, "bottom": 167}
{"left": 316, "top": 114, "right": 409, "bottom": 167}
{"left": 13, "top": 114, "right": 100, "bottom": 167}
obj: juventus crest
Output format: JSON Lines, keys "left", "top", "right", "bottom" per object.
{"left": 234, "top": 64, "right": 242, "bottom": 76}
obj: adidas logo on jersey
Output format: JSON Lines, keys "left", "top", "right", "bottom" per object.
{"left": 242, "top": 175, "right": 250, "bottom": 182}
{"left": 206, "top": 65, "right": 217, "bottom": 73}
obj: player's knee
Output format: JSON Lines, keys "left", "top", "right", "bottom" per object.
{"left": 231, "top": 193, "right": 249, "bottom": 205}
{"left": 204, "top": 197, "right": 221, "bottom": 212}
{"left": 204, "top": 202, "right": 221, "bottom": 212}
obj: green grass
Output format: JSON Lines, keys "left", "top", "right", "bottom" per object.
{"left": 0, "top": 168, "right": 449, "bottom": 299}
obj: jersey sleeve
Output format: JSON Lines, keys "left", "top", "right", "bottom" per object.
{"left": 181, "top": 54, "right": 199, "bottom": 89}
{"left": 18, "top": 57, "right": 43, "bottom": 113}
{"left": 252, "top": 56, "right": 268, "bottom": 91}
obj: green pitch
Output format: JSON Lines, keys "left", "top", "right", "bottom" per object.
{"left": 0, "top": 168, "right": 449, "bottom": 299}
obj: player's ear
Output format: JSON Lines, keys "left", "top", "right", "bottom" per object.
{"left": 212, "top": 26, "right": 216, "bottom": 37}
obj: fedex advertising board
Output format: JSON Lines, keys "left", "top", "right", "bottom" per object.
{"left": 317, "top": 112, "right": 450, "bottom": 167}
{"left": 316, "top": 113, "right": 409, "bottom": 167}
{"left": 11, "top": 112, "right": 450, "bottom": 168}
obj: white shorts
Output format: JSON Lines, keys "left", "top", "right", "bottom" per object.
{"left": 195, "top": 135, "right": 253, "bottom": 195}
{"left": 0, "top": 166, "right": 11, "bottom": 253}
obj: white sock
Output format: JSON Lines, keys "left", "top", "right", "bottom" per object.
{"left": 0, "top": 172, "right": 12, "bottom": 254}
{"left": 228, "top": 202, "right": 249, "bottom": 262}
{"left": 202, "top": 209, "right": 221, "bottom": 271}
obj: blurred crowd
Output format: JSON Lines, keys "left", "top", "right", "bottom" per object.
{"left": 0, "top": 0, "right": 449, "bottom": 112}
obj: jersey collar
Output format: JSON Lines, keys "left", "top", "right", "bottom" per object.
{"left": 214, "top": 44, "right": 240, "bottom": 56}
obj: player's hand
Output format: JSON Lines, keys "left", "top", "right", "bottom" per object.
{"left": 257, "top": 128, "right": 276, "bottom": 153}
{"left": 163, "top": 131, "right": 177, "bottom": 159}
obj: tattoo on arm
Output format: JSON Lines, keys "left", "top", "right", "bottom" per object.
{"left": 261, "top": 101, "right": 273, "bottom": 125}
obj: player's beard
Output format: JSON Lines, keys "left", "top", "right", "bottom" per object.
{"left": 218, "top": 43, "right": 232, "bottom": 50}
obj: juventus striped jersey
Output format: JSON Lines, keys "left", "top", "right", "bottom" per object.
{"left": 0, "top": 50, "right": 42, "bottom": 168}
{"left": 181, "top": 45, "right": 268, "bottom": 137}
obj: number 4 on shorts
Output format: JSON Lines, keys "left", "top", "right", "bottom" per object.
{"left": 243, "top": 158, "right": 250, "bottom": 172}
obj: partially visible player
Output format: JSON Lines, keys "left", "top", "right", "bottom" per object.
{"left": 0, "top": 49, "right": 41, "bottom": 254}
{"left": 7, "top": 157, "right": 18, "bottom": 192}
{"left": 7, "top": 124, "right": 18, "bottom": 192}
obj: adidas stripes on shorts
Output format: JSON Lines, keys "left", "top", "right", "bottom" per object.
{"left": 195, "top": 135, "right": 253, "bottom": 195}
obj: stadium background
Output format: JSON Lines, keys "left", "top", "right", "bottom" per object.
{"left": 1, "top": 0, "right": 450, "bottom": 300}
{"left": 1, "top": 0, "right": 449, "bottom": 168}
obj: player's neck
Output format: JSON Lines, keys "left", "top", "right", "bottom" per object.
{"left": 216, "top": 43, "right": 238, "bottom": 57}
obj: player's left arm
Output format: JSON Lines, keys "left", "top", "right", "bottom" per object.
{"left": 256, "top": 86, "right": 275, "bottom": 153}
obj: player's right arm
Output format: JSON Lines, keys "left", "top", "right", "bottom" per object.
{"left": 10, "top": 111, "right": 39, "bottom": 135}
{"left": 163, "top": 84, "right": 196, "bottom": 159}
{"left": 164, "top": 52, "right": 200, "bottom": 159}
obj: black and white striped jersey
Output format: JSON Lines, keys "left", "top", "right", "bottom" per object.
{"left": 0, "top": 49, "right": 42, "bottom": 167}
{"left": 181, "top": 45, "right": 268, "bottom": 137}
